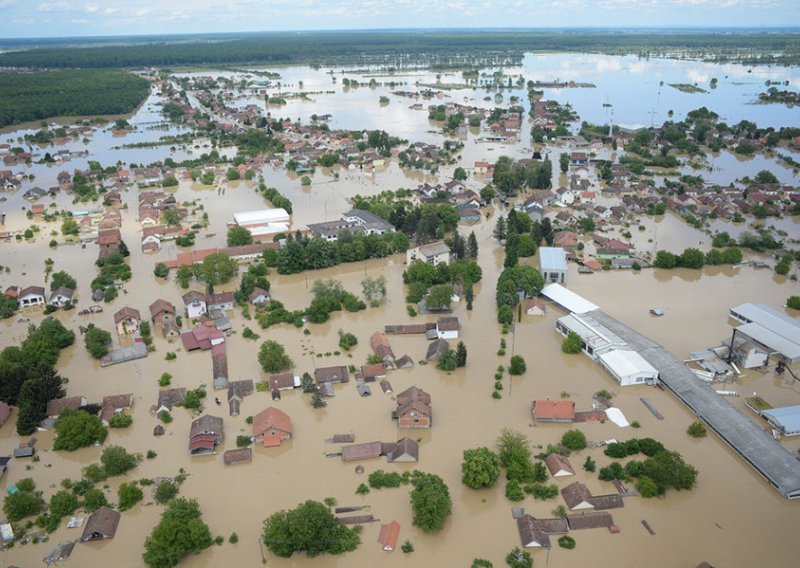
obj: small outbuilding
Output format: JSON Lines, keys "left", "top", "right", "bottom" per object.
{"left": 378, "top": 521, "right": 400, "bottom": 551}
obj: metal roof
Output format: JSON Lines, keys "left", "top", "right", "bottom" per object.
{"left": 762, "top": 406, "right": 800, "bottom": 436}
{"left": 539, "top": 247, "right": 568, "bottom": 271}
{"left": 598, "top": 349, "right": 658, "bottom": 378}
{"left": 730, "top": 303, "right": 800, "bottom": 344}
{"left": 233, "top": 208, "right": 290, "bottom": 225}
{"left": 557, "top": 313, "right": 626, "bottom": 354}
{"left": 736, "top": 322, "right": 800, "bottom": 362}
{"left": 542, "top": 283, "right": 598, "bottom": 314}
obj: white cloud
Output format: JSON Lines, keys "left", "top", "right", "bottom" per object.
{"left": 37, "top": 1, "right": 74, "bottom": 12}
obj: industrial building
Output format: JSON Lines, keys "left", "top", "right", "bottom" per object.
{"left": 542, "top": 283, "right": 598, "bottom": 314}
{"left": 231, "top": 208, "right": 291, "bottom": 239}
{"left": 539, "top": 247, "right": 568, "bottom": 284}
{"left": 555, "top": 312, "right": 626, "bottom": 359}
{"left": 762, "top": 406, "right": 800, "bottom": 437}
{"left": 727, "top": 303, "right": 800, "bottom": 366}
{"left": 598, "top": 349, "right": 659, "bottom": 387}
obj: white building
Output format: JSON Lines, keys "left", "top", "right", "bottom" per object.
{"left": 597, "top": 349, "right": 659, "bottom": 387}
{"left": 307, "top": 209, "right": 394, "bottom": 242}
{"left": 406, "top": 242, "right": 451, "bottom": 266}
{"left": 232, "top": 208, "right": 291, "bottom": 239}
{"left": 18, "top": 286, "right": 46, "bottom": 307}
{"left": 48, "top": 287, "right": 74, "bottom": 308}
{"left": 728, "top": 303, "right": 800, "bottom": 366}
{"left": 539, "top": 247, "right": 568, "bottom": 285}
{"left": 436, "top": 316, "right": 460, "bottom": 340}
{"left": 182, "top": 290, "right": 207, "bottom": 318}
{"left": 555, "top": 313, "right": 627, "bottom": 360}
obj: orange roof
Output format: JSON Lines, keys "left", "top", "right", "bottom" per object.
{"left": 532, "top": 400, "right": 576, "bottom": 421}
{"left": 378, "top": 521, "right": 400, "bottom": 550}
{"left": 252, "top": 407, "right": 292, "bottom": 438}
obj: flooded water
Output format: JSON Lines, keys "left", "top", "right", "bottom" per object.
{"left": 0, "top": 53, "right": 799, "bottom": 568}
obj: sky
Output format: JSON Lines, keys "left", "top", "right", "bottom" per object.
{"left": 1, "top": 0, "right": 798, "bottom": 39}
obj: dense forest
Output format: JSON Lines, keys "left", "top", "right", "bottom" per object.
{"left": 0, "top": 30, "right": 798, "bottom": 69}
{"left": 0, "top": 69, "right": 150, "bottom": 128}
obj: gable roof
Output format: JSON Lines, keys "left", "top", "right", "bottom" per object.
{"left": 396, "top": 386, "right": 432, "bottom": 417}
{"left": 113, "top": 306, "right": 141, "bottom": 323}
{"left": 544, "top": 453, "right": 576, "bottom": 476}
{"left": 315, "top": 365, "right": 349, "bottom": 384}
{"left": 81, "top": 507, "right": 120, "bottom": 541}
{"left": 532, "top": 400, "right": 576, "bottom": 421}
{"left": 253, "top": 407, "right": 292, "bottom": 436}
{"left": 378, "top": 521, "right": 400, "bottom": 550}
{"left": 149, "top": 298, "right": 175, "bottom": 318}
{"left": 561, "top": 481, "right": 594, "bottom": 509}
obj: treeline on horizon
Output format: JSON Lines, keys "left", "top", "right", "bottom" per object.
{"left": 1, "top": 30, "right": 798, "bottom": 69}
{"left": 0, "top": 69, "right": 150, "bottom": 128}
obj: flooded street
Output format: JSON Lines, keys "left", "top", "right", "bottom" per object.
{"left": 0, "top": 53, "right": 799, "bottom": 568}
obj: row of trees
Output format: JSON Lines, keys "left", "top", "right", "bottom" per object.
{"left": 492, "top": 155, "right": 552, "bottom": 195}
{"left": 653, "top": 246, "right": 742, "bottom": 269}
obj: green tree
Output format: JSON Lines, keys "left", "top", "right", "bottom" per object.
{"left": 118, "top": 482, "right": 144, "bottom": 511}
{"left": 154, "top": 262, "right": 169, "bottom": 278}
{"left": 687, "top": 421, "right": 707, "bottom": 438}
{"left": 109, "top": 413, "right": 133, "bottom": 428}
{"left": 195, "top": 253, "right": 238, "bottom": 287}
{"left": 82, "top": 488, "right": 108, "bottom": 512}
{"left": 437, "top": 349, "right": 457, "bottom": 371}
{"left": 61, "top": 217, "right": 79, "bottom": 236}
{"left": 787, "top": 296, "right": 800, "bottom": 310}
{"left": 50, "top": 270, "right": 77, "bottom": 291}
{"left": 425, "top": 285, "right": 453, "bottom": 311}
{"left": 472, "top": 560, "right": 494, "bottom": 568}
{"left": 654, "top": 250, "right": 677, "bottom": 269}
{"left": 84, "top": 324, "right": 112, "bottom": 359}
{"left": 453, "top": 167, "right": 467, "bottom": 181}
{"left": 100, "top": 445, "right": 141, "bottom": 476}
{"left": 53, "top": 410, "right": 108, "bottom": 451}
{"left": 262, "top": 500, "right": 360, "bottom": 557}
{"left": 3, "top": 489, "right": 45, "bottom": 522}
{"left": 49, "top": 490, "right": 79, "bottom": 518}
{"left": 508, "top": 355, "right": 526, "bottom": 375}
{"left": 642, "top": 450, "right": 698, "bottom": 491}
{"left": 505, "top": 547, "right": 532, "bottom": 568}
{"left": 480, "top": 185, "right": 496, "bottom": 204}
{"left": 155, "top": 481, "right": 179, "bottom": 504}
{"left": 226, "top": 167, "right": 241, "bottom": 181}
{"left": 410, "top": 472, "right": 452, "bottom": 533}
{"left": 635, "top": 476, "right": 661, "bottom": 497}
{"left": 455, "top": 341, "right": 468, "bottom": 367}
{"left": 679, "top": 247, "right": 705, "bottom": 269}
{"left": 559, "top": 152, "right": 570, "bottom": 173}
{"left": 143, "top": 499, "right": 213, "bottom": 568}
{"left": 561, "top": 331, "right": 583, "bottom": 354}
{"left": 226, "top": 226, "right": 253, "bottom": 247}
{"left": 461, "top": 447, "right": 501, "bottom": 489}
{"left": 561, "top": 429, "right": 588, "bottom": 451}
{"left": 258, "top": 340, "right": 293, "bottom": 373}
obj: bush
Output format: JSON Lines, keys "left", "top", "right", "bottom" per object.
{"left": 583, "top": 456, "right": 596, "bottom": 472}
{"left": 82, "top": 488, "right": 108, "bottom": 512}
{"left": 401, "top": 540, "right": 414, "bottom": 553}
{"left": 49, "top": 490, "right": 79, "bottom": 518}
{"left": 236, "top": 435, "right": 253, "bottom": 448}
{"left": 154, "top": 481, "right": 179, "bottom": 504}
{"left": 109, "top": 413, "right": 133, "bottom": 428}
{"left": 687, "top": 421, "right": 707, "bottom": 438}
{"left": 147, "top": 450, "right": 157, "bottom": 459}
{"left": 461, "top": 447, "right": 501, "bottom": 489}
{"left": 561, "top": 331, "right": 582, "bottom": 354}
{"left": 118, "top": 483, "right": 144, "bottom": 512}
{"left": 258, "top": 340, "right": 293, "bottom": 373}
{"left": 4, "top": 490, "right": 45, "bottom": 521}
{"left": 229, "top": 532, "right": 239, "bottom": 544}
{"left": 368, "top": 470, "right": 407, "bottom": 489}
{"left": 505, "top": 547, "right": 532, "bottom": 568}
{"left": 508, "top": 355, "right": 526, "bottom": 375}
{"left": 54, "top": 409, "right": 108, "bottom": 451}
{"left": 788, "top": 296, "right": 800, "bottom": 310}
{"left": 356, "top": 483, "right": 370, "bottom": 495}
{"left": 82, "top": 463, "right": 109, "bottom": 484}
{"left": 505, "top": 480, "right": 525, "bottom": 501}
{"left": 84, "top": 323, "right": 112, "bottom": 359}
{"left": 525, "top": 483, "right": 558, "bottom": 500}
{"left": 472, "top": 559, "right": 494, "bottom": 568}
{"left": 101, "top": 445, "right": 141, "bottom": 476}
{"left": 598, "top": 462, "right": 628, "bottom": 481}
{"left": 558, "top": 535, "right": 576, "bottom": 549}
{"left": 337, "top": 330, "right": 358, "bottom": 350}
{"left": 158, "top": 373, "right": 172, "bottom": 387}
{"left": 561, "top": 429, "right": 587, "bottom": 451}
{"left": 410, "top": 472, "right": 452, "bottom": 533}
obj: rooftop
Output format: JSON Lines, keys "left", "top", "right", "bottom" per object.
{"left": 539, "top": 247, "right": 568, "bottom": 271}
{"left": 762, "top": 406, "right": 800, "bottom": 436}
{"left": 542, "top": 283, "right": 599, "bottom": 314}
{"left": 598, "top": 349, "right": 658, "bottom": 376}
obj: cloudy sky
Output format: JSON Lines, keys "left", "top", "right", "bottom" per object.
{"left": 1, "top": 0, "right": 797, "bottom": 38}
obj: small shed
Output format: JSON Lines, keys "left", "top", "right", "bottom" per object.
{"left": 357, "top": 384, "right": 372, "bottom": 397}
{"left": 378, "top": 521, "right": 400, "bottom": 551}
{"left": 341, "top": 441, "right": 383, "bottom": 462}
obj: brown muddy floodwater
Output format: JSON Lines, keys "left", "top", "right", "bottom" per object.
{"left": 1, "top": 203, "right": 799, "bottom": 568}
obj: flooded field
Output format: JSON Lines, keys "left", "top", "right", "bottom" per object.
{"left": 0, "top": 52, "right": 799, "bottom": 568}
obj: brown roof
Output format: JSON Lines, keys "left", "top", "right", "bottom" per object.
{"left": 268, "top": 372, "right": 296, "bottom": 390}
{"left": 425, "top": 338, "right": 450, "bottom": 361}
{"left": 156, "top": 387, "right": 186, "bottom": 411}
{"left": 516, "top": 515, "right": 568, "bottom": 548}
{"left": 100, "top": 393, "right": 133, "bottom": 422}
{"left": 182, "top": 290, "right": 206, "bottom": 304}
{"left": 360, "top": 364, "right": 387, "bottom": 380}
{"left": 379, "top": 379, "right": 393, "bottom": 394}
{"left": 81, "top": 507, "right": 121, "bottom": 541}
{"left": 396, "top": 386, "right": 432, "bottom": 418}
{"left": 532, "top": 400, "right": 576, "bottom": 421}
{"left": 566, "top": 511, "right": 615, "bottom": 530}
{"left": 113, "top": 306, "right": 141, "bottom": 324}
{"left": 561, "top": 481, "right": 594, "bottom": 510}
{"left": 149, "top": 298, "right": 175, "bottom": 319}
{"left": 252, "top": 407, "right": 292, "bottom": 437}
{"left": 385, "top": 437, "right": 419, "bottom": 462}
{"left": 437, "top": 316, "right": 459, "bottom": 331}
{"left": 97, "top": 229, "right": 121, "bottom": 246}
{"left": 588, "top": 494, "right": 624, "bottom": 510}
{"left": 190, "top": 415, "right": 223, "bottom": 437}
{"left": 315, "top": 365, "right": 349, "bottom": 384}
{"left": 223, "top": 448, "right": 252, "bottom": 465}
{"left": 207, "top": 291, "right": 235, "bottom": 305}
{"left": 19, "top": 285, "right": 45, "bottom": 298}
{"left": 47, "top": 396, "right": 85, "bottom": 417}
{"left": 378, "top": 521, "right": 400, "bottom": 550}
{"left": 341, "top": 441, "right": 383, "bottom": 462}
{"left": 544, "top": 453, "right": 575, "bottom": 476}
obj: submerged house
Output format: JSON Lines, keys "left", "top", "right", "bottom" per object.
{"left": 113, "top": 306, "right": 141, "bottom": 336}
{"left": 395, "top": 386, "right": 432, "bottom": 428}
{"left": 81, "top": 507, "right": 121, "bottom": 542}
{"left": 188, "top": 415, "right": 223, "bottom": 455}
{"left": 252, "top": 407, "right": 293, "bottom": 447}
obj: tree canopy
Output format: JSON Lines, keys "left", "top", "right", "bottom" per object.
{"left": 410, "top": 472, "right": 452, "bottom": 533}
{"left": 84, "top": 324, "right": 112, "bottom": 359}
{"left": 143, "top": 499, "right": 213, "bottom": 568}
{"left": 262, "top": 499, "right": 360, "bottom": 557}
{"left": 258, "top": 340, "right": 293, "bottom": 373}
{"left": 53, "top": 409, "right": 108, "bottom": 451}
{"left": 462, "top": 447, "right": 501, "bottom": 489}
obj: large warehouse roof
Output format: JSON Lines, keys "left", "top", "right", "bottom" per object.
{"left": 730, "top": 303, "right": 800, "bottom": 362}
{"left": 542, "top": 283, "right": 598, "bottom": 314}
{"left": 598, "top": 349, "right": 658, "bottom": 378}
{"left": 233, "top": 208, "right": 290, "bottom": 226}
{"left": 762, "top": 406, "right": 800, "bottom": 436}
